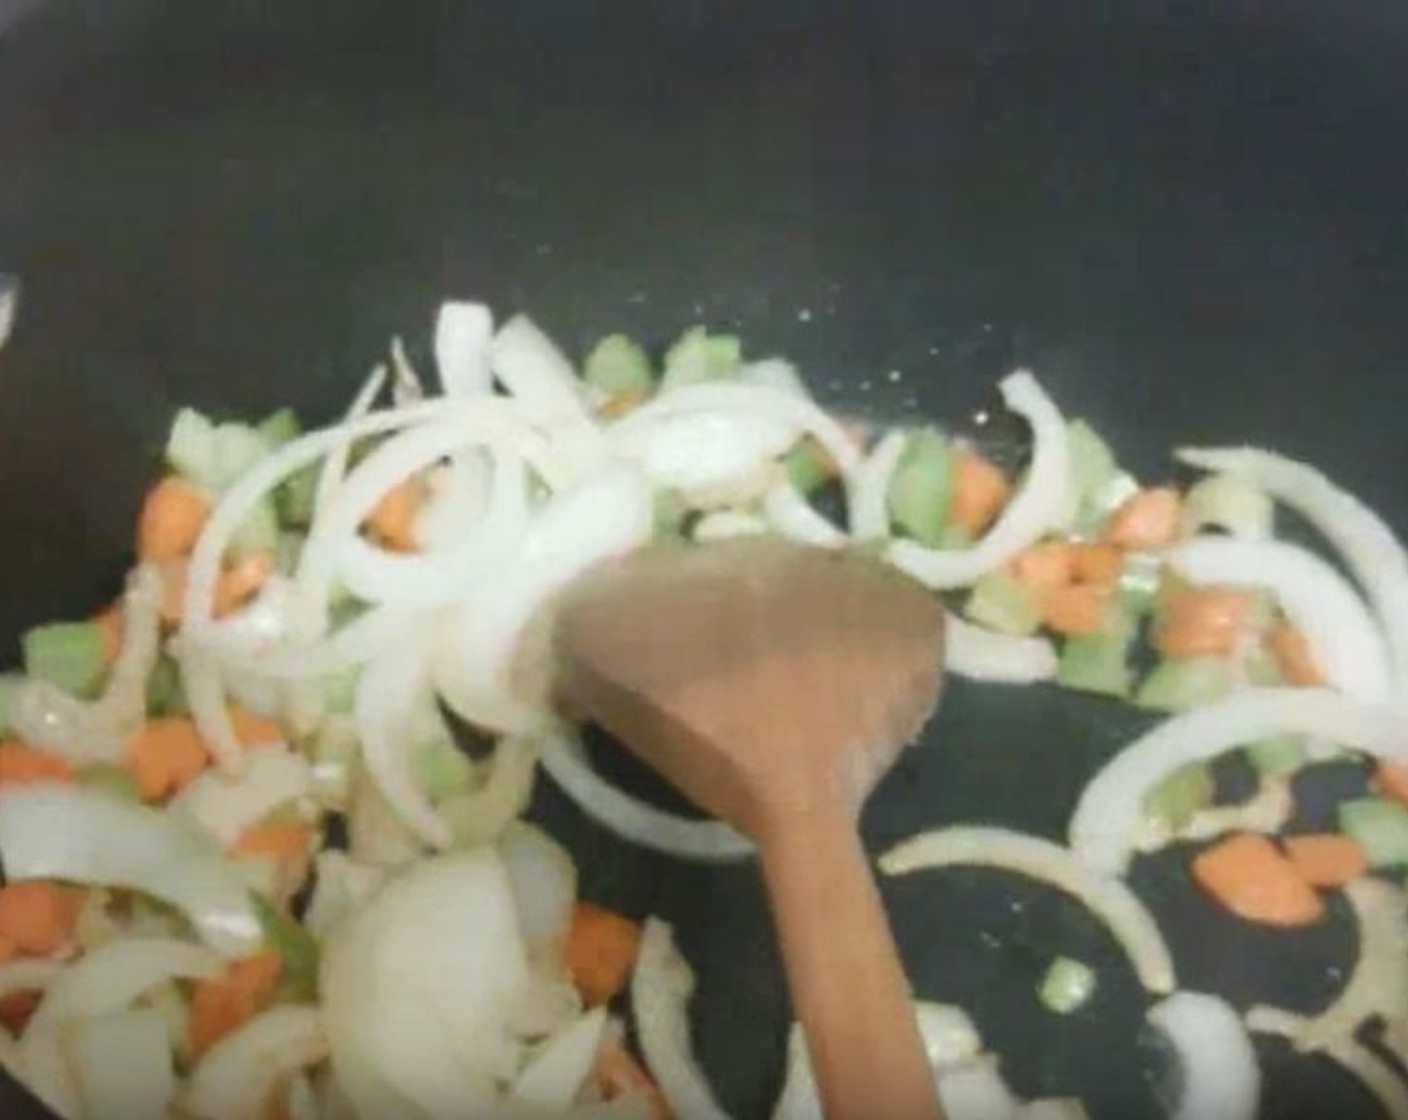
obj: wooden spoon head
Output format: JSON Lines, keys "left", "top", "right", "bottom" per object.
{"left": 553, "top": 538, "right": 946, "bottom": 837}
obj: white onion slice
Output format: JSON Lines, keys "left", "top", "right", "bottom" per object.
{"left": 1181, "top": 473, "right": 1274, "bottom": 540}
{"left": 1178, "top": 446, "right": 1408, "bottom": 712}
{"left": 312, "top": 364, "right": 391, "bottom": 554}
{"left": 850, "top": 429, "right": 906, "bottom": 541}
{"left": 888, "top": 371, "right": 1070, "bottom": 589}
{"left": 186, "top": 1005, "right": 328, "bottom": 1120}
{"left": 1147, "top": 992, "right": 1259, "bottom": 1120}
{"left": 303, "top": 851, "right": 385, "bottom": 940}
{"left": 937, "top": 1058, "right": 1019, "bottom": 1120}
{"left": 633, "top": 918, "right": 731, "bottom": 1120}
{"left": 741, "top": 358, "right": 811, "bottom": 399}
{"left": 945, "top": 611, "right": 1059, "bottom": 684}
{"left": 67, "top": 1008, "right": 175, "bottom": 1120}
{"left": 1069, "top": 688, "right": 1408, "bottom": 875}
{"left": 1169, "top": 535, "right": 1390, "bottom": 704}
{"left": 614, "top": 409, "right": 797, "bottom": 499}
{"left": 0, "top": 960, "right": 63, "bottom": 1004}
{"left": 1137, "top": 777, "right": 1293, "bottom": 853}
{"left": 692, "top": 510, "right": 769, "bottom": 541}
{"left": 1014, "top": 1101, "right": 1090, "bottom": 1120}
{"left": 0, "top": 785, "right": 262, "bottom": 955}
{"left": 435, "top": 301, "right": 495, "bottom": 397}
{"left": 440, "top": 736, "right": 539, "bottom": 847}
{"left": 416, "top": 450, "right": 491, "bottom": 550}
{"left": 538, "top": 729, "right": 753, "bottom": 862}
{"left": 490, "top": 314, "right": 594, "bottom": 432}
{"left": 0, "top": 274, "right": 16, "bottom": 351}
{"left": 879, "top": 826, "right": 1174, "bottom": 994}
{"left": 510, "top": 1007, "right": 609, "bottom": 1112}
{"left": 169, "top": 748, "right": 314, "bottom": 847}
{"left": 764, "top": 484, "right": 847, "bottom": 549}
{"left": 1246, "top": 1006, "right": 1408, "bottom": 1120}
{"left": 499, "top": 820, "right": 578, "bottom": 958}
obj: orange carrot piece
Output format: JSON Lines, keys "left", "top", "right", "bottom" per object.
{"left": 0, "top": 990, "right": 39, "bottom": 1034}
{"left": 92, "top": 605, "right": 124, "bottom": 669}
{"left": 125, "top": 717, "right": 210, "bottom": 802}
{"left": 159, "top": 552, "right": 274, "bottom": 626}
{"left": 1375, "top": 761, "right": 1408, "bottom": 808}
{"left": 0, "top": 743, "right": 75, "bottom": 788}
{"left": 1040, "top": 583, "right": 1112, "bottom": 636}
{"left": 1284, "top": 834, "right": 1368, "bottom": 889}
{"left": 596, "top": 1038, "right": 673, "bottom": 1120}
{"left": 566, "top": 902, "right": 643, "bottom": 1007}
{"left": 1068, "top": 542, "right": 1123, "bottom": 588}
{"left": 1104, "top": 488, "right": 1184, "bottom": 551}
{"left": 229, "top": 707, "right": 284, "bottom": 750}
{"left": 0, "top": 882, "right": 83, "bottom": 955}
{"left": 949, "top": 450, "right": 1011, "bottom": 538}
{"left": 1155, "top": 588, "right": 1255, "bottom": 659}
{"left": 234, "top": 823, "right": 312, "bottom": 862}
{"left": 1191, "top": 833, "right": 1324, "bottom": 927}
{"left": 137, "top": 475, "right": 212, "bottom": 563}
{"left": 188, "top": 950, "right": 283, "bottom": 1059}
{"left": 366, "top": 479, "right": 422, "bottom": 553}
{"left": 1007, "top": 542, "right": 1075, "bottom": 595}
{"left": 1269, "top": 623, "right": 1325, "bottom": 687}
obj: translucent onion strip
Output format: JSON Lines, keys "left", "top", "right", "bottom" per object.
{"left": 186, "top": 1005, "right": 329, "bottom": 1120}
{"left": 945, "top": 611, "right": 1059, "bottom": 685}
{"left": 850, "top": 429, "right": 906, "bottom": 541}
{"left": 1147, "top": 992, "right": 1259, "bottom": 1120}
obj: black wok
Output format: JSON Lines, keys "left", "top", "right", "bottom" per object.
{"left": 0, "top": 2, "right": 1405, "bottom": 1118}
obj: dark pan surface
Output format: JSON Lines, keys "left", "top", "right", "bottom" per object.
{"left": 0, "top": 3, "right": 1406, "bottom": 1118}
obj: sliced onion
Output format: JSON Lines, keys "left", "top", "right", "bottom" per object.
{"left": 1181, "top": 473, "right": 1274, "bottom": 540}
{"left": 1137, "top": 776, "right": 1294, "bottom": 853}
{"left": 1069, "top": 688, "right": 1408, "bottom": 876}
{"left": 849, "top": 429, "right": 907, "bottom": 541}
{"left": 440, "top": 736, "right": 539, "bottom": 847}
{"left": 614, "top": 408, "right": 797, "bottom": 500}
{"left": 692, "top": 509, "right": 770, "bottom": 542}
{"left": 500, "top": 820, "right": 578, "bottom": 958}
{"left": 510, "top": 1007, "right": 609, "bottom": 1112}
{"left": 416, "top": 450, "right": 491, "bottom": 550}
{"left": 435, "top": 301, "right": 495, "bottom": 397}
{"left": 186, "top": 1005, "right": 328, "bottom": 1120}
{"left": 0, "top": 960, "right": 63, "bottom": 1005}
{"left": 633, "top": 918, "right": 731, "bottom": 1120}
{"left": 888, "top": 371, "right": 1070, "bottom": 589}
{"left": 0, "top": 273, "right": 15, "bottom": 351}
{"left": 389, "top": 336, "right": 424, "bottom": 404}
{"left": 303, "top": 851, "right": 385, "bottom": 940}
{"left": 764, "top": 484, "right": 847, "bottom": 549}
{"left": 937, "top": 1058, "right": 1019, "bottom": 1120}
{"left": 1147, "top": 992, "right": 1259, "bottom": 1120}
{"left": 538, "top": 729, "right": 753, "bottom": 862}
{"left": 1178, "top": 446, "right": 1408, "bottom": 713}
{"left": 67, "top": 1008, "right": 175, "bottom": 1120}
{"left": 945, "top": 611, "right": 1059, "bottom": 684}
{"left": 490, "top": 314, "right": 594, "bottom": 432}
{"left": 1293, "top": 878, "right": 1408, "bottom": 1051}
{"left": 878, "top": 826, "right": 1175, "bottom": 994}
{"left": 169, "top": 748, "right": 314, "bottom": 847}
{"left": 1014, "top": 1101, "right": 1091, "bottom": 1120}
{"left": 1247, "top": 1006, "right": 1408, "bottom": 1120}
{"left": 1169, "top": 536, "right": 1391, "bottom": 704}
{"left": 0, "top": 785, "right": 262, "bottom": 955}
{"left": 10, "top": 564, "right": 163, "bottom": 764}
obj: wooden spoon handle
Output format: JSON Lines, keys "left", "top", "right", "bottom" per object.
{"left": 759, "top": 806, "right": 945, "bottom": 1120}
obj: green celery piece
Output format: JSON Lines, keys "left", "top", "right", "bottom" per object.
{"left": 584, "top": 334, "right": 653, "bottom": 396}
{"left": 964, "top": 571, "right": 1042, "bottom": 637}
{"left": 1143, "top": 764, "right": 1215, "bottom": 831}
{"left": 1058, "top": 629, "right": 1134, "bottom": 698}
{"left": 1244, "top": 647, "right": 1286, "bottom": 687}
{"left": 256, "top": 408, "right": 301, "bottom": 449}
{"left": 939, "top": 523, "right": 973, "bottom": 550}
{"left": 412, "top": 738, "right": 475, "bottom": 800}
{"left": 661, "top": 327, "right": 742, "bottom": 388}
{"left": 146, "top": 656, "right": 187, "bottom": 716}
{"left": 165, "top": 407, "right": 217, "bottom": 483}
{"left": 0, "top": 671, "right": 25, "bottom": 735}
{"left": 1065, "top": 418, "right": 1117, "bottom": 524}
{"left": 321, "top": 666, "right": 360, "bottom": 715}
{"left": 1247, "top": 735, "right": 1307, "bottom": 778}
{"left": 887, "top": 429, "right": 954, "bottom": 547}
{"left": 783, "top": 438, "right": 834, "bottom": 496}
{"left": 1135, "top": 657, "right": 1234, "bottom": 713}
{"left": 652, "top": 490, "right": 687, "bottom": 540}
{"left": 251, "top": 893, "right": 320, "bottom": 1002}
{"left": 278, "top": 466, "right": 319, "bottom": 528}
{"left": 23, "top": 620, "right": 106, "bottom": 698}
{"left": 1339, "top": 798, "right": 1408, "bottom": 869}
{"left": 77, "top": 763, "right": 141, "bottom": 802}
{"left": 1038, "top": 957, "right": 1096, "bottom": 1015}
{"left": 230, "top": 496, "right": 279, "bottom": 562}
{"left": 1117, "top": 554, "right": 1163, "bottom": 616}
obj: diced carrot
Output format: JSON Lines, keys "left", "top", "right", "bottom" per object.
{"left": 234, "top": 823, "right": 312, "bottom": 862}
{"left": 0, "top": 991, "right": 39, "bottom": 1034}
{"left": 137, "top": 475, "right": 211, "bottom": 563}
{"left": 1040, "top": 583, "right": 1112, "bottom": 636}
{"left": 124, "top": 717, "right": 210, "bottom": 802}
{"left": 0, "top": 743, "right": 75, "bottom": 788}
{"left": 366, "top": 478, "right": 422, "bottom": 553}
{"left": 1155, "top": 588, "right": 1255, "bottom": 659}
{"left": 1068, "top": 543, "right": 1123, "bottom": 588}
{"left": 949, "top": 450, "right": 1010, "bottom": 538}
{"left": 1375, "top": 761, "right": 1408, "bottom": 808}
{"left": 92, "top": 605, "right": 124, "bottom": 669}
{"left": 229, "top": 707, "right": 284, "bottom": 750}
{"left": 1284, "top": 834, "right": 1368, "bottom": 889}
{"left": 566, "top": 902, "right": 643, "bottom": 1007}
{"left": 0, "top": 882, "right": 84, "bottom": 955}
{"left": 1104, "top": 488, "right": 1184, "bottom": 551}
{"left": 596, "top": 1038, "right": 672, "bottom": 1120}
{"left": 1268, "top": 624, "right": 1325, "bottom": 687}
{"left": 1191, "top": 833, "right": 1324, "bottom": 927}
{"left": 188, "top": 950, "right": 282, "bottom": 1059}
{"left": 1007, "top": 542, "right": 1075, "bottom": 595}
{"left": 158, "top": 552, "right": 274, "bottom": 627}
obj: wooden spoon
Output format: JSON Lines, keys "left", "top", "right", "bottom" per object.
{"left": 553, "top": 536, "right": 947, "bottom": 1120}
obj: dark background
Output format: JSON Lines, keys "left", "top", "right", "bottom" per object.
{"left": 0, "top": 2, "right": 1405, "bottom": 1117}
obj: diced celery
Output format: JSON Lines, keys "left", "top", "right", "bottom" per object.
{"left": 146, "top": 656, "right": 187, "bottom": 716}
{"left": 1246, "top": 735, "right": 1306, "bottom": 778}
{"left": 1117, "top": 554, "right": 1163, "bottom": 616}
{"left": 584, "top": 334, "right": 653, "bottom": 396}
{"left": 165, "top": 407, "right": 218, "bottom": 483}
{"left": 1244, "top": 647, "right": 1285, "bottom": 687}
{"left": 251, "top": 893, "right": 320, "bottom": 1002}
{"left": 321, "top": 666, "right": 360, "bottom": 715}
{"left": 1143, "top": 764, "right": 1215, "bottom": 831}
{"left": 167, "top": 409, "right": 271, "bottom": 493}
{"left": 22, "top": 620, "right": 106, "bottom": 698}
{"left": 1057, "top": 631, "right": 1134, "bottom": 698}
{"left": 783, "top": 438, "right": 834, "bottom": 496}
{"left": 275, "top": 531, "right": 305, "bottom": 576}
{"left": 278, "top": 466, "right": 319, "bottom": 528}
{"left": 939, "top": 523, "right": 973, "bottom": 550}
{"left": 1064, "top": 418, "right": 1117, "bottom": 526}
{"left": 1135, "top": 657, "right": 1234, "bottom": 713}
{"left": 77, "top": 763, "right": 141, "bottom": 802}
{"left": 1038, "top": 957, "right": 1096, "bottom": 1015}
{"left": 208, "top": 424, "right": 272, "bottom": 491}
{"left": 887, "top": 429, "right": 954, "bottom": 546}
{"left": 1245, "top": 591, "right": 1277, "bottom": 632}
{"left": 0, "top": 671, "right": 24, "bottom": 735}
{"left": 964, "top": 571, "right": 1042, "bottom": 637}
{"left": 652, "top": 490, "right": 687, "bottom": 540}
{"left": 230, "top": 496, "right": 279, "bottom": 561}
{"left": 256, "top": 408, "right": 301, "bottom": 449}
{"left": 661, "top": 327, "right": 742, "bottom": 388}
{"left": 1338, "top": 798, "right": 1408, "bottom": 869}
{"left": 412, "top": 738, "right": 475, "bottom": 800}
